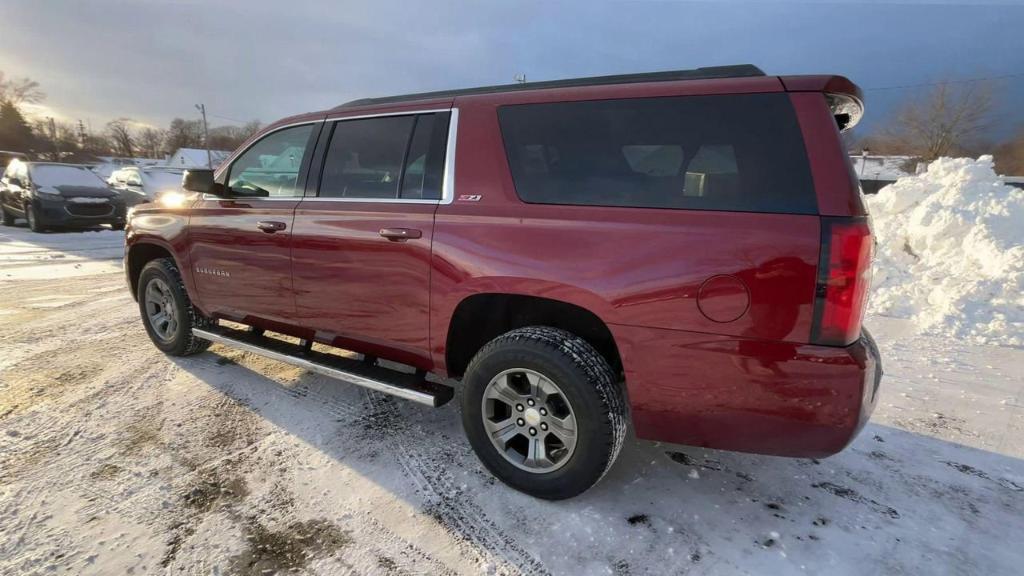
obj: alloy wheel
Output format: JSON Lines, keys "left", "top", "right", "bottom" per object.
{"left": 144, "top": 278, "right": 178, "bottom": 341}
{"left": 481, "top": 368, "right": 578, "bottom": 473}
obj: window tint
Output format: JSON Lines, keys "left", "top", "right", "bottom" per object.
{"left": 319, "top": 116, "right": 414, "bottom": 199}
{"left": 227, "top": 124, "right": 315, "bottom": 198}
{"left": 498, "top": 93, "right": 816, "bottom": 214}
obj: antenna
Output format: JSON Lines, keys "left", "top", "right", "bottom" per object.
{"left": 514, "top": 74, "right": 526, "bottom": 84}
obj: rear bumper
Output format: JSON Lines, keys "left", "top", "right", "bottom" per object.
{"left": 611, "top": 324, "right": 882, "bottom": 458}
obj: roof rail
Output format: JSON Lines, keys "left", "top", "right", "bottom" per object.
{"left": 334, "top": 64, "right": 765, "bottom": 109}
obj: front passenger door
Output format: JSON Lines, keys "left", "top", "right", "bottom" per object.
{"left": 188, "top": 121, "right": 321, "bottom": 323}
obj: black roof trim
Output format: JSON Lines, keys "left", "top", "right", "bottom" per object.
{"left": 335, "top": 64, "right": 765, "bottom": 110}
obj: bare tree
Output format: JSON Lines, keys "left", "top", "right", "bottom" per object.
{"left": 884, "top": 81, "right": 998, "bottom": 161}
{"left": 107, "top": 118, "right": 136, "bottom": 158}
{"left": 137, "top": 127, "right": 166, "bottom": 158}
{"left": 0, "top": 71, "right": 46, "bottom": 106}
{"left": 994, "top": 128, "right": 1024, "bottom": 176}
{"left": 165, "top": 118, "right": 204, "bottom": 151}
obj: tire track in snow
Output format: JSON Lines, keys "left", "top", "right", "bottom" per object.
{"left": 361, "top": 389, "right": 550, "bottom": 576}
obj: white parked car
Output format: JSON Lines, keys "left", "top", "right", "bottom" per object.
{"left": 109, "top": 166, "right": 187, "bottom": 205}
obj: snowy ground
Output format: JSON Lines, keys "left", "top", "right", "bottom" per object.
{"left": 1, "top": 222, "right": 1022, "bottom": 576}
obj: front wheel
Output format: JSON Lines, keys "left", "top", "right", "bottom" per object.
{"left": 26, "top": 204, "right": 46, "bottom": 232}
{"left": 137, "top": 257, "right": 212, "bottom": 356}
{"left": 461, "top": 326, "right": 627, "bottom": 500}
{"left": 1, "top": 205, "right": 14, "bottom": 226}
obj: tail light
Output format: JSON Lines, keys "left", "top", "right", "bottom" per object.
{"left": 811, "top": 217, "right": 873, "bottom": 346}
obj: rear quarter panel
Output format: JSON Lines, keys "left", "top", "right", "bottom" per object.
{"left": 430, "top": 96, "right": 821, "bottom": 373}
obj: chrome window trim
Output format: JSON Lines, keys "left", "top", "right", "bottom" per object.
{"left": 297, "top": 197, "right": 441, "bottom": 204}
{"left": 312, "top": 107, "right": 458, "bottom": 205}
{"left": 201, "top": 195, "right": 304, "bottom": 202}
{"left": 325, "top": 108, "right": 451, "bottom": 122}
{"left": 441, "top": 108, "right": 458, "bottom": 205}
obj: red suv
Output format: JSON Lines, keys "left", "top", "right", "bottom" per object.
{"left": 125, "top": 65, "right": 881, "bottom": 499}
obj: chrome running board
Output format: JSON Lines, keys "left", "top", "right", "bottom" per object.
{"left": 192, "top": 325, "right": 453, "bottom": 407}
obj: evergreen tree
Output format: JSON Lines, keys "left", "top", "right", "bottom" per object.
{"left": 0, "top": 100, "right": 34, "bottom": 152}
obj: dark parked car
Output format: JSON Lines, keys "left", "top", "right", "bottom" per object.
{"left": 1, "top": 161, "right": 127, "bottom": 232}
{"left": 124, "top": 65, "right": 880, "bottom": 499}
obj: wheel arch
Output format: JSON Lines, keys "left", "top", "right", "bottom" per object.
{"left": 444, "top": 292, "right": 623, "bottom": 381}
{"left": 126, "top": 241, "right": 180, "bottom": 301}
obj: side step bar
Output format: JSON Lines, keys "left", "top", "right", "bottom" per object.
{"left": 192, "top": 325, "right": 454, "bottom": 407}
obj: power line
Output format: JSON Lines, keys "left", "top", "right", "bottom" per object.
{"left": 864, "top": 71, "right": 1024, "bottom": 92}
{"left": 207, "top": 112, "right": 249, "bottom": 124}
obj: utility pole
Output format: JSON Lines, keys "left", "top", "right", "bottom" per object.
{"left": 47, "top": 117, "right": 60, "bottom": 161}
{"left": 195, "top": 103, "right": 212, "bottom": 169}
{"left": 77, "top": 120, "right": 87, "bottom": 148}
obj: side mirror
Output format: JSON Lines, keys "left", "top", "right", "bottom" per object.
{"left": 182, "top": 169, "right": 226, "bottom": 196}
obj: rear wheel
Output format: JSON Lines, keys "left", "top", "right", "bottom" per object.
{"left": 461, "top": 326, "right": 627, "bottom": 499}
{"left": 137, "top": 257, "right": 212, "bottom": 356}
{"left": 25, "top": 204, "right": 45, "bottom": 232}
{"left": 1, "top": 206, "right": 14, "bottom": 226}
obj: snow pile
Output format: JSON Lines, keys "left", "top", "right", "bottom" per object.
{"left": 866, "top": 156, "right": 1024, "bottom": 346}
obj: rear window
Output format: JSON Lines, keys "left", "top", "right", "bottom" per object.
{"left": 497, "top": 93, "right": 816, "bottom": 214}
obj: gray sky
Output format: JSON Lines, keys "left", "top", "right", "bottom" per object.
{"left": 2, "top": 0, "right": 1022, "bottom": 137}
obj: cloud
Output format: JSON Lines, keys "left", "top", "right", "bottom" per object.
{"left": 1, "top": 0, "right": 1021, "bottom": 136}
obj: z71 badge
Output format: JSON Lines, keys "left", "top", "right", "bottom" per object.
{"left": 457, "top": 194, "right": 482, "bottom": 202}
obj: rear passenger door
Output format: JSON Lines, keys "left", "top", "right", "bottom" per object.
{"left": 290, "top": 110, "right": 452, "bottom": 366}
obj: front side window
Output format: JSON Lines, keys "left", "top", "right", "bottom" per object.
{"left": 498, "top": 93, "right": 816, "bottom": 214}
{"left": 227, "top": 124, "right": 315, "bottom": 198}
{"left": 319, "top": 112, "right": 450, "bottom": 200}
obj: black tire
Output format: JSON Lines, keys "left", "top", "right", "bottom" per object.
{"left": 461, "top": 326, "right": 627, "bottom": 499}
{"left": 26, "top": 204, "right": 46, "bottom": 232}
{"left": 1, "top": 206, "right": 14, "bottom": 226}
{"left": 137, "top": 257, "right": 212, "bottom": 356}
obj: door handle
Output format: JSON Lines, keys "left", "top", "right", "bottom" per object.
{"left": 257, "top": 221, "right": 287, "bottom": 233}
{"left": 379, "top": 227, "right": 422, "bottom": 241}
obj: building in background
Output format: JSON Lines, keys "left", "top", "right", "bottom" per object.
{"left": 849, "top": 153, "right": 921, "bottom": 194}
{"left": 850, "top": 152, "right": 1024, "bottom": 192}
{"left": 167, "top": 148, "right": 231, "bottom": 169}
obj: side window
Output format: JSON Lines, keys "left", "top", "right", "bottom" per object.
{"left": 319, "top": 112, "right": 450, "bottom": 200}
{"left": 400, "top": 113, "right": 450, "bottom": 200}
{"left": 497, "top": 94, "right": 816, "bottom": 214}
{"left": 227, "top": 124, "right": 315, "bottom": 198}
{"left": 319, "top": 116, "right": 414, "bottom": 199}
